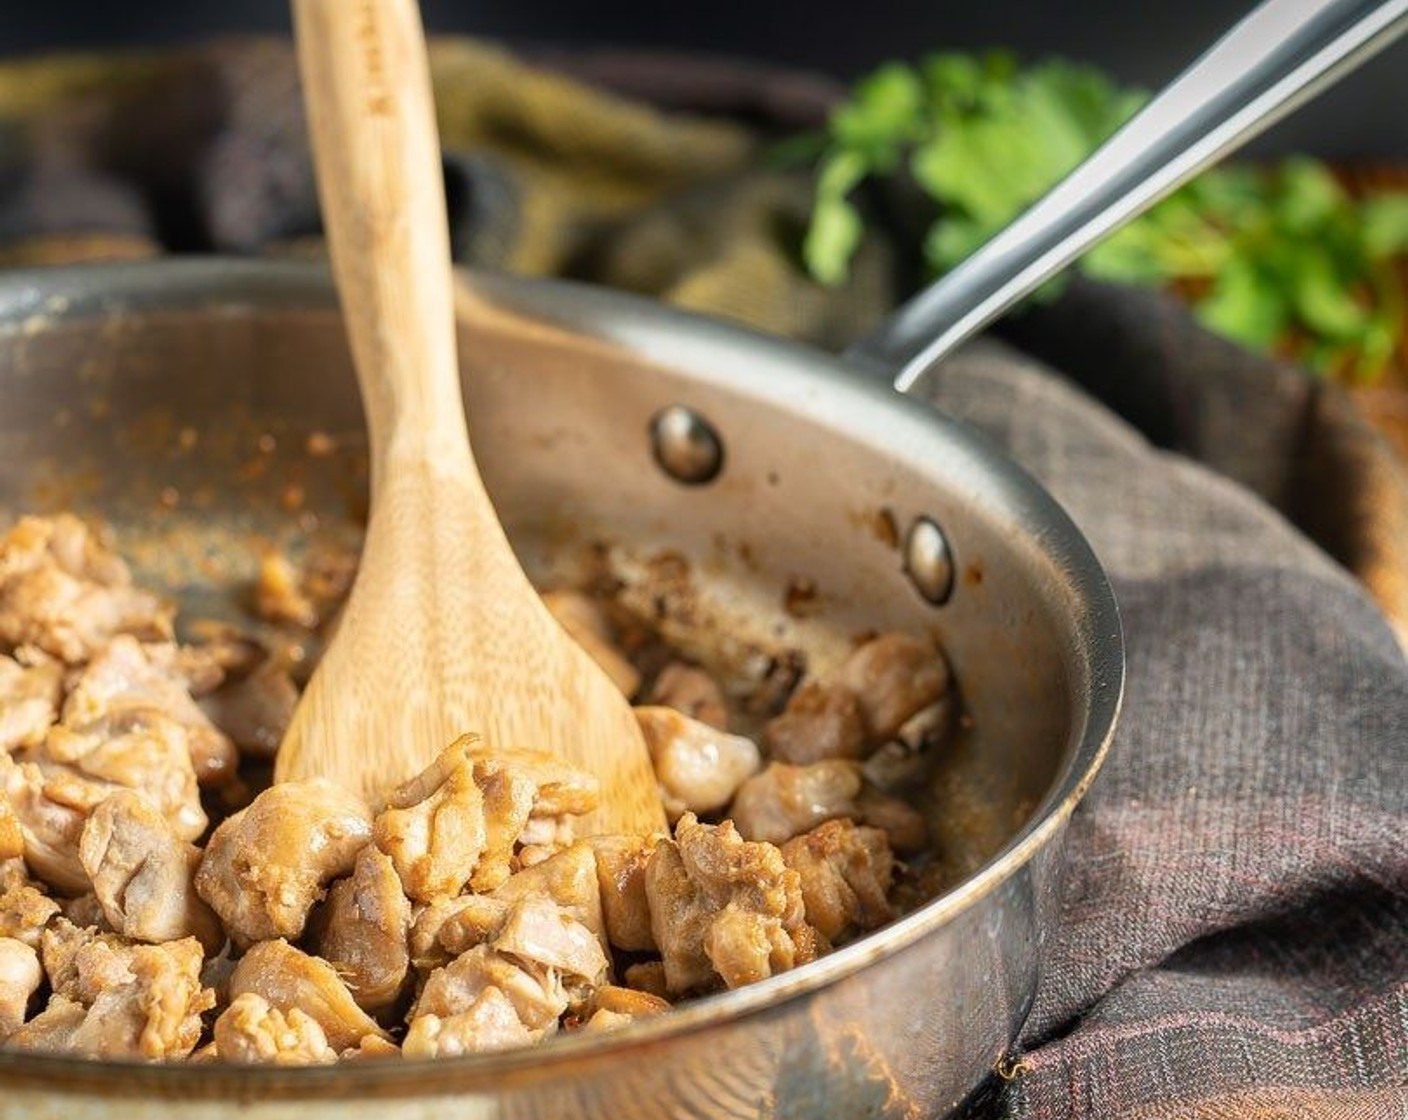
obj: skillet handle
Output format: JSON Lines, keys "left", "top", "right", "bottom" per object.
{"left": 847, "top": 0, "right": 1408, "bottom": 394}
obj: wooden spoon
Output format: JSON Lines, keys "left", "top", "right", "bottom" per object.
{"left": 275, "top": 0, "right": 665, "bottom": 835}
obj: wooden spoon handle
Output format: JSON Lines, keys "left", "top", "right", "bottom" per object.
{"left": 293, "top": 0, "right": 468, "bottom": 474}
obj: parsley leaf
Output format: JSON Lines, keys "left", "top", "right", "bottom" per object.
{"left": 804, "top": 53, "right": 1408, "bottom": 384}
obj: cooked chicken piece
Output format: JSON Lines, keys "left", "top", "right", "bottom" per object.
{"left": 377, "top": 738, "right": 599, "bottom": 904}
{"left": 460, "top": 741, "right": 600, "bottom": 823}
{"left": 40, "top": 919, "right": 137, "bottom": 1003}
{"left": 410, "top": 893, "right": 607, "bottom": 1048}
{"left": 413, "top": 891, "right": 606, "bottom": 1002}
{"left": 853, "top": 783, "right": 929, "bottom": 854}
{"left": 636, "top": 707, "right": 761, "bottom": 821}
{"left": 588, "top": 834, "right": 658, "bottom": 952}
{"left": 0, "top": 752, "right": 94, "bottom": 893}
{"left": 645, "top": 813, "right": 818, "bottom": 994}
{"left": 861, "top": 698, "right": 954, "bottom": 792}
{"left": 493, "top": 893, "right": 609, "bottom": 994}
{"left": 729, "top": 760, "right": 863, "bottom": 846}
{"left": 779, "top": 820, "right": 895, "bottom": 942}
{"left": 374, "top": 741, "right": 489, "bottom": 904}
{"left": 229, "top": 940, "right": 391, "bottom": 1051}
{"left": 3, "top": 994, "right": 86, "bottom": 1051}
{"left": 38, "top": 711, "right": 207, "bottom": 843}
{"left": 402, "top": 986, "right": 535, "bottom": 1058}
{"left": 621, "top": 960, "right": 669, "bottom": 1000}
{"left": 342, "top": 1034, "right": 400, "bottom": 1060}
{"left": 543, "top": 590, "right": 641, "bottom": 698}
{"left": 213, "top": 993, "right": 338, "bottom": 1065}
{"left": 67, "top": 938, "right": 212, "bottom": 1059}
{"left": 199, "top": 661, "right": 298, "bottom": 759}
{"left": 578, "top": 984, "right": 670, "bottom": 1033}
{"left": 649, "top": 662, "right": 728, "bottom": 730}
{"left": 0, "top": 800, "right": 22, "bottom": 862}
{"left": 409, "top": 895, "right": 509, "bottom": 972}
{"left": 471, "top": 758, "right": 538, "bottom": 893}
{"left": 253, "top": 553, "right": 318, "bottom": 630}
{"left": 0, "top": 859, "right": 60, "bottom": 946}
{"left": 412, "top": 944, "right": 565, "bottom": 1038}
{"left": 0, "top": 654, "right": 61, "bottom": 753}
{"left": 29, "top": 923, "right": 212, "bottom": 1060}
{"left": 0, "top": 937, "right": 42, "bottom": 1039}
{"left": 312, "top": 846, "right": 410, "bottom": 1014}
{"left": 59, "top": 635, "right": 236, "bottom": 789}
{"left": 196, "top": 780, "right": 373, "bottom": 946}
{"left": 78, "top": 791, "right": 223, "bottom": 951}
{"left": 492, "top": 842, "right": 607, "bottom": 952}
{"left": 829, "top": 633, "right": 949, "bottom": 742}
{"left": 0, "top": 515, "right": 172, "bottom": 665}
{"left": 763, "top": 681, "right": 866, "bottom": 764}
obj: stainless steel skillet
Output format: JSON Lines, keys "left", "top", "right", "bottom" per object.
{"left": 0, "top": 0, "right": 1400, "bottom": 1116}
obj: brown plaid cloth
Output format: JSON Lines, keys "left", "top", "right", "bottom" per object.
{"left": 0, "top": 38, "right": 1404, "bottom": 1119}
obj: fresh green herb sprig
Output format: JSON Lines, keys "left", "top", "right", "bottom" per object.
{"left": 805, "top": 52, "right": 1408, "bottom": 384}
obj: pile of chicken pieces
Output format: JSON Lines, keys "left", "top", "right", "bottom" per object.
{"left": 0, "top": 514, "right": 952, "bottom": 1063}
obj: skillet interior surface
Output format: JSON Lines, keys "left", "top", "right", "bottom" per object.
{"left": 0, "top": 260, "right": 1121, "bottom": 1112}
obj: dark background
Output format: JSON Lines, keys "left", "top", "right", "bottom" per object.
{"left": 1, "top": 0, "right": 1404, "bottom": 158}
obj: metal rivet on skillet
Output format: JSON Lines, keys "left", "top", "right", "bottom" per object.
{"left": 904, "top": 515, "right": 954, "bottom": 605}
{"left": 649, "top": 405, "right": 724, "bottom": 486}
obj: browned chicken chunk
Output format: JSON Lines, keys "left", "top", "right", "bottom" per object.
{"left": 407, "top": 893, "right": 608, "bottom": 1056}
{"left": 779, "top": 820, "right": 895, "bottom": 942}
{"left": 78, "top": 791, "right": 223, "bottom": 951}
{"left": 213, "top": 993, "right": 338, "bottom": 1065}
{"left": 0, "top": 937, "right": 42, "bottom": 1039}
{"left": 375, "top": 740, "right": 502, "bottom": 903}
{"left": 376, "top": 738, "right": 599, "bottom": 903}
{"left": 402, "top": 985, "right": 535, "bottom": 1058}
{"left": 0, "top": 752, "right": 96, "bottom": 893}
{"left": 649, "top": 662, "right": 729, "bottom": 729}
{"left": 3, "top": 995, "right": 86, "bottom": 1052}
{"left": 68, "top": 937, "right": 212, "bottom": 1059}
{"left": 229, "top": 939, "right": 391, "bottom": 1051}
{"left": 412, "top": 944, "right": 567, "bottom": 1040}
{"left": 409, "top": 895, "right": 510, "bottom": 972}
{"left": 0, "top": 654, "right": 61, "bottom": 753}
{"left": 493, "top": 893, "right": 609, "bottom": 993}
{"left": 0, "top": 859, "right": 60, "bottom": 946}
{"left": 34, "top": 712, "right": 206, "bottom": 846}
{"left": 195, "top": 779, "right": 373, "bottom": 946}
{"left": 853, "top": 783, "right": 929, "bottom": 854}
{"left": 491, "top": 842, "right": 607, "bottom": 951}
{"left": 764, "top": 681, "right": 866, "bottom": 764}
{"left": 636, "top": 707, "right": 761, "bottom": 822}
{"left": 728, "top": 760, "right": 863, "bottom": 846}
{"left": 312, "top": 845, "right": 411, "bottom": 1014}
{"left": 0, "top": 801, "right": 22, "bottom": 863}
{"left": 645, "top": 813, "right": 818, "bottom": 994}
{"left": 59, "top": 635, "right": 237, "bottom": 789}
{"left": 830, "top": 633, "right": 949, "bottom": 742}
{"left": 0, "top": 516, "right": 172, "bottom": 665}
{"left": 588, "top": 834, "right": 658, "bottom": 952}
{"left": 199, "top": 661, "right": 298, "bottom": 759}
{"left": 19, "top": 926, "right": 212, "bottom": 1060}
{"left": 577, "top": 984, "right": 671, "bottom": 1033}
